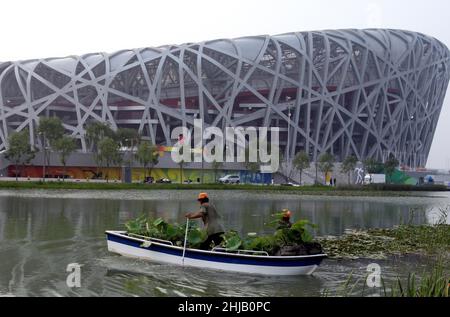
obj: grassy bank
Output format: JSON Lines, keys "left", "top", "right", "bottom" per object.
{"left": 339, "top": 183, "right": 449, "bottom": 192}
{"left": 0, "top": 180, "right": 331, "bottom": 191}
{"left": 0, "top": 180, "right": 447, "bottom": 196}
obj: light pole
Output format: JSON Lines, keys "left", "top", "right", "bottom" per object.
{"left": 287, "top": 106, "right": 292, "bottom": 159}
{"left": 124, "top": 138, "right": 134, "bottom": 184}
{"left": 194, "top": 113, "right": 204, "bottom": 184}
{"left": 286, "top": 97, "right": 293, "bottom": 182}
{"left": 39, "top": 132, "right": 46, "bottom": 182}
{"left": 201, "top": 129, "right": 206, "bottom": 185}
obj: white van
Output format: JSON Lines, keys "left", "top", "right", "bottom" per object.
{"left": 364, "top": 174, "right": 386, "bottom": 184}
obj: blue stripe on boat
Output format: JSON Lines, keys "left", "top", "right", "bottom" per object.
{"left": 107, "top": 233, "right": 325, "bottom": 267}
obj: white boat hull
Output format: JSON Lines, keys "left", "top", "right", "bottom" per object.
{"left": 106, "top": 231, "right": 326, "bottom": 276}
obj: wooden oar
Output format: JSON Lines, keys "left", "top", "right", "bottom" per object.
{"left": 182, "top": 218, "right": 189, "bottom": 265}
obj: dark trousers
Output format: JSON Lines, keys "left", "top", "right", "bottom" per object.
{"left": 200, "top": 232, "right": 224, "bottom": 250}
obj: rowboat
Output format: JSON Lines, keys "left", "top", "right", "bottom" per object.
{"left": 105, "top": 230, "right": 327, "bottom": 276}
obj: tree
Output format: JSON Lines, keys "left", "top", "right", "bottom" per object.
{"left": 135, "top": 141, "right": 159, "bottom": 180}
{"left": 318, "top": 153, "right": 334, "bottom": 185}
{"left": 116, "top": 128, "right": 140, "bottom": 181}
{"left": 363, "top": 158, "right": 380, "bottom": 174}
{"left": 85, "top": 122, "right": 115, "bottom": 150}
{"left": 341, "top": 155, "right": 358, "bottom": 185}
{"left": 293, "top": 151, "right": 310, "bottom": 185}
{"left": 37, "top": 117, "right": 65, "bottom": 147}
{"left": 116, "top": 128, "right": 139, "bottom": 148}
{"left": 212, "top": 160, "right": 223, "bottom": 183}
{"left": 98, "top": 137, "right": 122, "bottom": 183}
{"left": 384, "top": 155, "right": 399, "bottom": 184}
{"left": 85, "top": 122, "right": 115, "bottom": 177}
{"left": 54, "top": 136, "right": 77, "bottom": 182}
{"left": 116, "top": 128, "right": 139, "bottom": 163}
{"left": 5, "top": 130, "right": 36, "bottom": 181}
{"left": 37, "top": 117, "right": 65, "bottom": 180}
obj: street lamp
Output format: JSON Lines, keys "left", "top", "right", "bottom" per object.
{"left": 286, "top": 96, "right": 292, "bottom": 158}
{"left": 193, "top": 113, "right": 204, "bottom": 184}
{"left": 123, "top": 138, "right": 134, "bottom": 184}
{"left": 285, "top": 96, "right": 293, "bottom": 182}
{"left": 39, "top": 132, "right": 46, "bottom": 182}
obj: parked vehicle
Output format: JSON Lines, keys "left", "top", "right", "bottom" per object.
{"left": 282, "top": 182, "right": 300, "bottom": 187}
{"left": 218, "top": 175, "right": 240, "bottom": 184}
{"left": 155, "top": 178, "right": 172, "bottom": 184}
{"left": 144, "top": 176, "right": 155, "bottom": 184}
{"left": 364, "top": 173, "right": 386, "bottom": 184}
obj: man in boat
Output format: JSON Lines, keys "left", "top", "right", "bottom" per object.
{"left": 185, "top": 192, "right": 225, "bottom": 250}
{"left": 277, "top": 209, "right": 293, "bottom": 229}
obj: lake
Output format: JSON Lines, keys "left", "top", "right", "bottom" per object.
{"left": 0, "top": 189, "right": 448, "bottom": 297}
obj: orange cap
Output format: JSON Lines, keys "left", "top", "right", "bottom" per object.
{"left": 198, "top": 192, "right": 209, "bottom": 200}
{"left": 282, "top": 209, "right": 292, "bottom": 218}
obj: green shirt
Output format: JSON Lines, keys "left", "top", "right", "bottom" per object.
{"left": 199, "top": 203, "right": 224, "bottom": 236}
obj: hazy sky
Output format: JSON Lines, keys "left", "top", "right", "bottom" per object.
{"left": 1, "top": 0, "right": 449, "bottom": 169}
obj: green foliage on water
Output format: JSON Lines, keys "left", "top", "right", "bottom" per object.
{"left": 318, "top": 208, "right": 450, "bottom": 259}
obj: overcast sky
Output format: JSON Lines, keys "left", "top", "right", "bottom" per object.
{"left": 1, "top": 0, "right": 449, "bottom": 169}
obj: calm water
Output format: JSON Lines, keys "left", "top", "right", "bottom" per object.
{"left": 0, "top": 189, "right": 449, "bottom": 297}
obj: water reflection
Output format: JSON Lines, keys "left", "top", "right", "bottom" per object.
{"left": 0, "top": 194, "right": 434, "bottom": 240}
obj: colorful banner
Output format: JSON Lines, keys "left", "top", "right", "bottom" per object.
{"left": 7, "top": 165, "right": 272, "bottom": 184}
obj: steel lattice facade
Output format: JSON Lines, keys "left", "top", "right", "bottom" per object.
{"left": 0, "top": 29, "right": 449, "bottom": 167}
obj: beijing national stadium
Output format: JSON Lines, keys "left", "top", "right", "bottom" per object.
{"left": 0, "top": 29, "right": 449, "bottom": 182}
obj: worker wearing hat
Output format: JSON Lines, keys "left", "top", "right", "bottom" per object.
{"left": 185, "top": 192, "right": 225, "bottom": 250}
{"left": 277, "top": 209, "right": 293, "bottom": 229}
